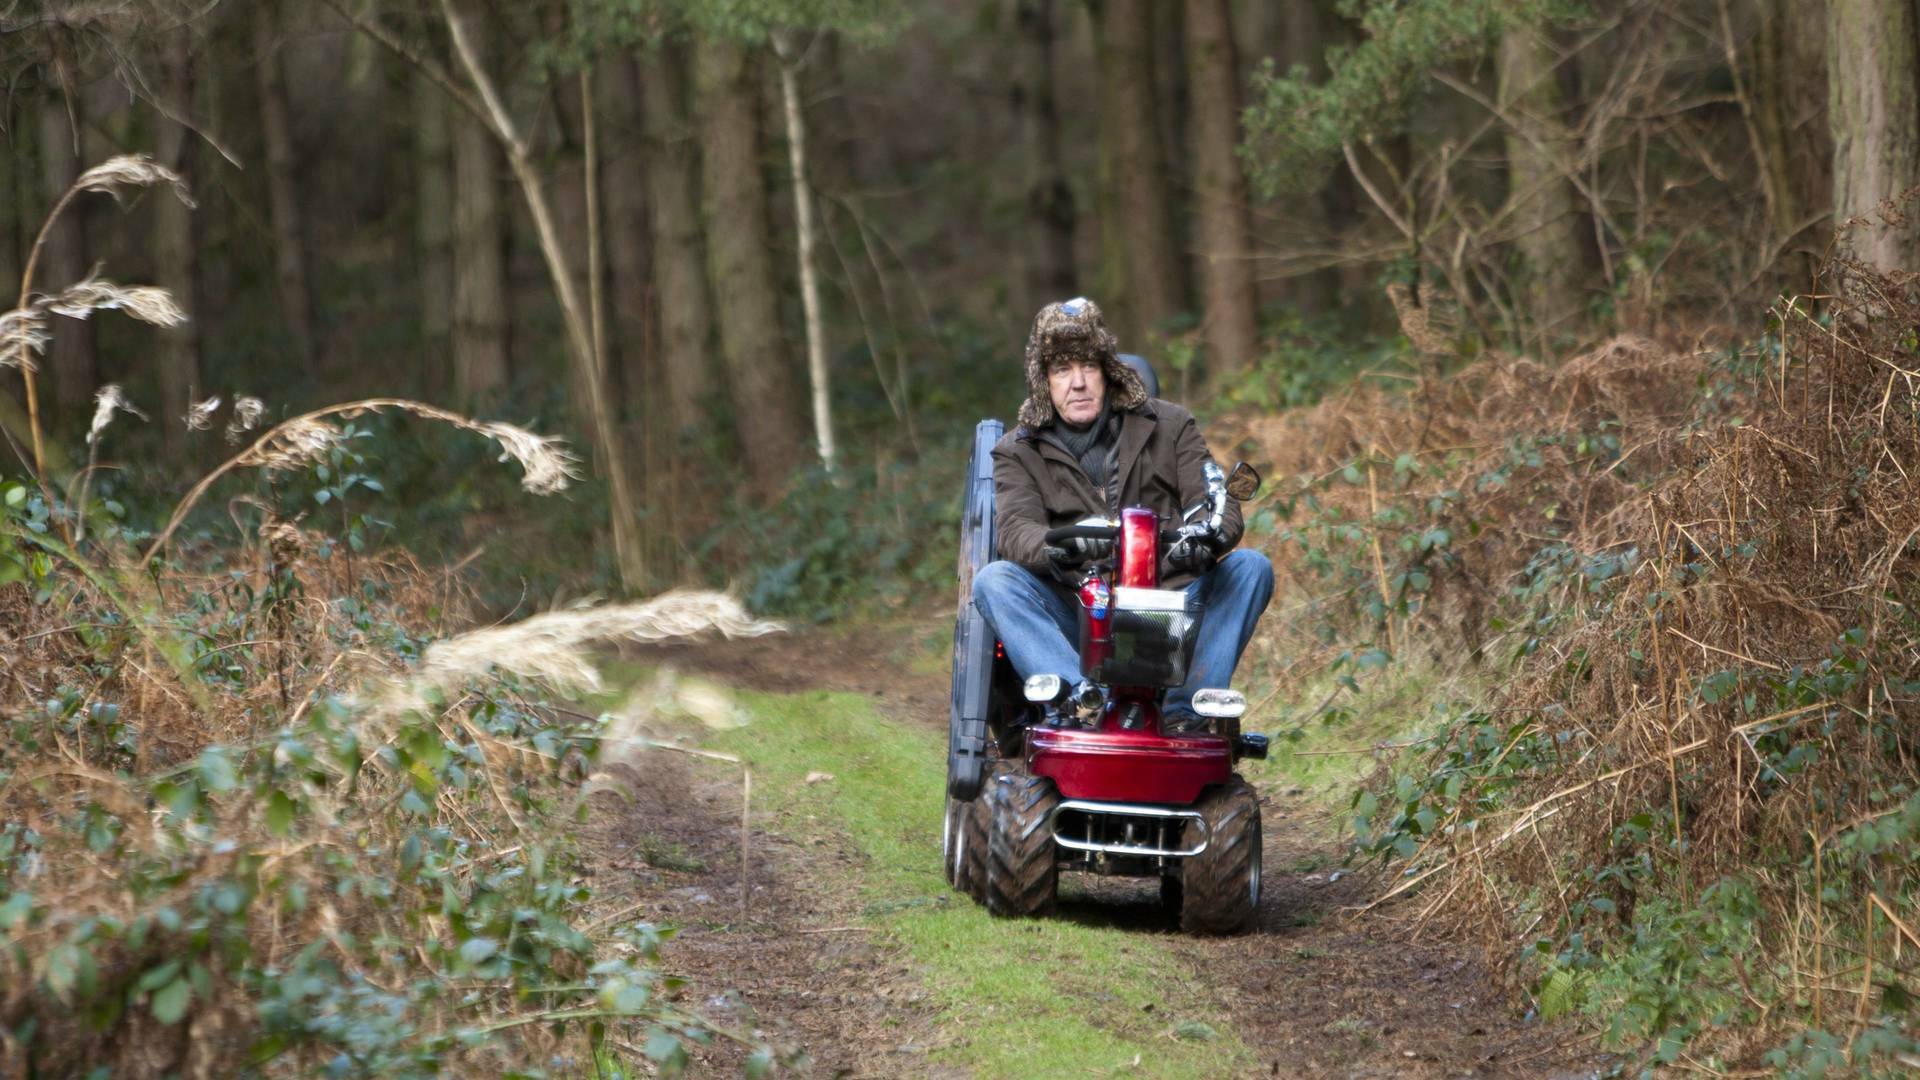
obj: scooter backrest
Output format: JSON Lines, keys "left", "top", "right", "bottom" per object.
{"left": 1117, "top": 353, "right": 1159, "bottom": 399}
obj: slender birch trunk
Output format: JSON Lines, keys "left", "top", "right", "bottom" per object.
{"left": 774, "top": 32, "right": 836, "bottom": 474}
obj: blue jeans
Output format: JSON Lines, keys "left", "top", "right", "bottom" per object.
{"left": 971, "top": 549, "right": 1274, "bottom": 715}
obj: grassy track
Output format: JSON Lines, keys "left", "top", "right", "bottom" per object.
{"left": 706, "top": 688, "right": 1254, "bottom": 1079}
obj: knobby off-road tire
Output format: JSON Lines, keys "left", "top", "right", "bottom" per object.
{"left": 961, "top": 783, "right": 993, "bottom": 903}
{"left": 1179, "top": 777, "right": 1262, "bottom": 935}
{"left": 985, "top": 769, "right": 1060, "bottom": 918}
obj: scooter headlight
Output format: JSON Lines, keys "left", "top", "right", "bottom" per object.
{"left": 1192, "top": 689, "right": 1246, "bottom": 719}
{"left": 1023, "top": 674, "right": 1064, "bottom": 703}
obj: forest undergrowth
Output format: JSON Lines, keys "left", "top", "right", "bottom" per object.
{"left": 0, "top": 454, "right": 791, "bottom": 1077}
{"left": 1245, "top": 249, "right": 1920, "bottom": 1073}
{"left": 0, "top": 156, "right": 795, "bottom": 1079}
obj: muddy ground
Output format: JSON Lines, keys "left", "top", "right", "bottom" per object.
{"left": 584, "top": 618, "right": 1610, "bottom": 1078}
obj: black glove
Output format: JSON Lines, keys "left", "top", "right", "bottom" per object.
{"left": 1045, "top": 535, "right": 1113, "bottom": 571}
{"left": 1165, "top": 522, "right": 1221, "bottom": 572}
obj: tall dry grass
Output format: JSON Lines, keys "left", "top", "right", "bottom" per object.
{"left": 1, "top": 153, "right": 787, "bottom": 1077}
{"left": 1234, "top": 238, "right": 1920, "bottom": 1063}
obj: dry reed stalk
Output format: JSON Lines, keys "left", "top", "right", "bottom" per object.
{"left": 5, "top": 155, "right": 193, "bottom": 512}
{"left": 142, "top": 397, "right": 583, "bottom": 566}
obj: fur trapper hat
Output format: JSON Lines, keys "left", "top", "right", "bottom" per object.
{"left": 1019, "top": 297, "right": 1149, "bottom": 429}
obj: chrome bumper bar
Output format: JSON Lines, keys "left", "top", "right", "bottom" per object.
{"left": 1049, "top": 799, "right": 1210, "bottom": 858}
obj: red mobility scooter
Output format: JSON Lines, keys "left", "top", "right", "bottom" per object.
{"left": 942, "top": 386, "right": 1268, "bottom": 934}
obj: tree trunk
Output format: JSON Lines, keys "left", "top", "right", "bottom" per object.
{"left": 414, "top": 67, "right": 455, "bottom": 397}
{"left": 1185, "top": 0, "right": 1258, "bottom": 375}
{"left": 37, "top": 89, "right": 94, "bottom": 420}
{"left": 1497, "top": 21, "right": 1584, "bottom": 342}
{"left": 1266, "top": 0, "right": 1348, "bottom": 316}
{"left": 449, "top": 9, "right": 509, "bottom": 403}
{"left": 438, "top": 0, "right": 647, "bottom": 588}
{"left": 599, "top": 55, "right": 651, "bottom": 420}
{"left": 154, "top": 28, "right": 201, "bottom": 466}
{"left": 1091, "top": 0, "right": 1185, "bottom": 342}
{"left": 253, "top": 0, "right": 317, "bottom": 369}
{"left": 547, "top": 64, "right": 601, "bottom": 441}
{"left": 1754, "top": 0, "right": 1830, "bottom": 270}
{"left": 693, "top": 35, "right": 805, "bottom": 495}
{"left": 639, "top": 44, "right": 720, "bottom": 444}
{"left": 1014, "top": 0, "right": 1077, "bottom": 305}
{"left": 1091, "top": 2, "right": 1133, "bottom": 340}
{"left": 803, "top": 34, "right": 860, "bottom": 200}
{"left": 774, "top": 35, "right": 836, "bottom": 473}
{"left": 1152, "top": 0, "right": 1189, "bottom": 214}
{"left": 1828, "top": 0, "right": 1920, "bottom": 271}
{"left": 599, "top": 54, "right": 674, "bottom": 580}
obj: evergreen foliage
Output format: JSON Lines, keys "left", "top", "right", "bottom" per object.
{"left": 1240, "top": 0, "right": 1580, "bottom": 195}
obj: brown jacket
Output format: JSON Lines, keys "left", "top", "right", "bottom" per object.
{"left": 992, "top": 398, "right": 1243, "bottom": 590}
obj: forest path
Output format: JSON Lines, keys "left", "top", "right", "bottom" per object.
{"left": 588, "top": 613, "right": 1609, "bottom": 1078}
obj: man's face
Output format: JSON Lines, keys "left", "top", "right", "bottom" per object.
{"left": 1047, "top": 357, "right": 1106, "bottom": 426}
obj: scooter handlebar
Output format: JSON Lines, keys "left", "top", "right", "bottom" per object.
{"left": 1043, "top": 522, "right": 1186, "bottom": 545}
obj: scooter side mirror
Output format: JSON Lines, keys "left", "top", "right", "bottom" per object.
{"left": 1225, "top": 461, "right": 1263, "bottom": 502}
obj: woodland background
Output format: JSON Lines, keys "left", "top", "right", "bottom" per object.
{"left": 10, "top": 0, "right": 1920, "bottom": 1076}
{"left": 0, "top": 0, "right": 1881, "bottom": 609}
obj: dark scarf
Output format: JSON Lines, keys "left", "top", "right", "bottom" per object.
{"left": 1044, "top": 399, "right": 1119, "bottom": 502}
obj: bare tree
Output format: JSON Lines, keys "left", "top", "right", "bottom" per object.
{"left": 694, "top": 34, "right": 805, "bottom": 495}
{"left": 1751, "top": 0, "right": 1829, "bottom": 276}
{"left": 1497, "top": 21, "right": 1584, "bottom": 341}
{"left": 1013, "top": 0, "right": 1076, "bottom": 305}
{"left": 1828, "top": 0, "right": 1920, "bottom": 271}
{"left": 413, "top": 65, "right": 455, "bottom": 396}
{"left": 447, "top": 9, "right": 509, "bottom": 403}
{"left": 253, "top": 0, "right": 316, "bottom": 367}
{"left": 638, "top": 42, "right": 720, "bottom": 442}
{"left": 1185, "top": 0, "right": 1257, "bottom": 374}
{"left": 327, "top": 0, "right": 650, "bottom": 587}
{"left": 1090, "top": 0, "right": 1185, "bottom": 340}
{"left": 773, "top": 30, "right": 836, "bottom": 473}
{"left": 153, "top": 25, "right": 200, "bottom": 464}
{"left": 38, "top": 71, "right": 94, "bottom": 420}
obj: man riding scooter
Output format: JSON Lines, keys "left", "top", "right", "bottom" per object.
{"left": 971, "top": 297, "right": 1273, "bottom": 732}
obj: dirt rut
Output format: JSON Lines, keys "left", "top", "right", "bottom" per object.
{"left": 588, "top": 619, "right": 1607, "bottom": 1078}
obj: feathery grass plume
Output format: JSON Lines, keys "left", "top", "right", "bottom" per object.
{"left": 87, "top": 384, "right": 147, "bottom": 445}
{"left": 244, "top": 416, "right": 342, "bottom": 473}
{"left": 413, "top": 590, "right": 783, "bottom": 698}
{"left": 477, "top": 419, "right": 583, "bottom": 495}
{"left": 45, "top": 275, "right": 188, "bottom": 327}
{"left": 74, "top": 153, "right": 196, "bottom": 208}
{"left": 225, "top": 395, "right": 265, "bottom": 443}
{"left": 183, "top": 395, "right": 220, "bottom": 431}
{"left": 0, "top": 308, "right": 47, "bottom": 372}
{"left": 146, "top": 399, "right": 587, "bottom": 566}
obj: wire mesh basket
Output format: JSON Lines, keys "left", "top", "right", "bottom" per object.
{"left": 1082, "top": 585, "right": 1202, "bottom": 689}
